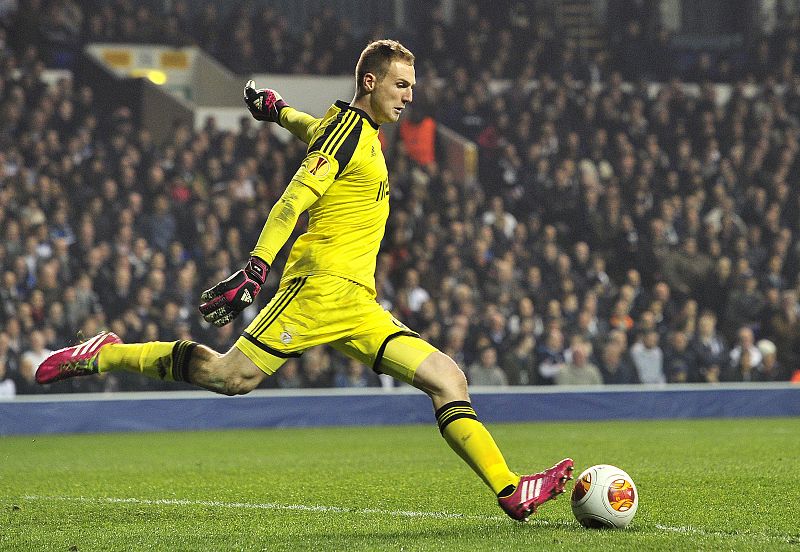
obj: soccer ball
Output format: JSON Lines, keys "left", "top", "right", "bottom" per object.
{"left": 570, "top": 464, "right": 638, "bottom": 529}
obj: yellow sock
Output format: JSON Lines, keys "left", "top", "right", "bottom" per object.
{"left": 97, "top": 341, "right": 197, "bottom": 382}
{"left": 436, "top": 401, "right": 520, "bottom": 495}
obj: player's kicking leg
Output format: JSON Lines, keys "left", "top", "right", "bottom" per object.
{"left": 381, "top": 339, "right": 573, "bottom": 521}
{"left": 36, "top": 331, "right": 267, "bottom": 395}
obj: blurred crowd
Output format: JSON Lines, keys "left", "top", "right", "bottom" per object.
{"left": 1, "top": 2, "right": 800, "bottom": 396}
{"left": 7, "top": 0, "right": 800, "bottom": 84}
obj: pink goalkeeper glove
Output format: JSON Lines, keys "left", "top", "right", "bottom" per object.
{"left": 199, "top": 256, "right": 269, "bottom": 327}
{"left": 244, "top": 80, "right": 288, "bottom": 123}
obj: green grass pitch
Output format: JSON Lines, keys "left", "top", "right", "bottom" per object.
{"left": 1, "top": 417, "right": 799, "bottom": 551}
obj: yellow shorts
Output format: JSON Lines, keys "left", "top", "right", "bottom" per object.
{"left": 234, "top": 274, "right": 438, "bottom": 384}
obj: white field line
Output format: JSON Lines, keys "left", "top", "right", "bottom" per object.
{"left": 653, "top": 523, "right": 797, "bottom": 544}
{"left": 21, "top": 495, "right": 798, "bottom": 544}
{"left": 22, "top": 495, "right": 503, "bottom": 522}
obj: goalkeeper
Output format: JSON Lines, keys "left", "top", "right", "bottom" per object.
{"left": 36, "top": 39, "right": 572, "bottom": 521}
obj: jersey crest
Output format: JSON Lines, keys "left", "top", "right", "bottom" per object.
{"left": 305, "top": 153, "right": 331, "bottom": 178}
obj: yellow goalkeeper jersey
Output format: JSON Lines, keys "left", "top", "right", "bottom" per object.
{"left": 281, "top": 101, "right": 389, "bottom": 295}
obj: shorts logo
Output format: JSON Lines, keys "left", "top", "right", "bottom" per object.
{"left": 305, "top": 154, "right": 330, "bottom": 178}
{"left": 280, "top": 331, "right": 293, "bottom": 344}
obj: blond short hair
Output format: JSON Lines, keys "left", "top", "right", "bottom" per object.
{"left": 355, "top": 39, "right": 414, "bottom": 95}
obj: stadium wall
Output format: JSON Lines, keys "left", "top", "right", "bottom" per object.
{"left": 1, "top": 384, "right": 798, "bottom": 436}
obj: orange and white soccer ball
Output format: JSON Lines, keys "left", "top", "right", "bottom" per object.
{"left": 570, "top": 464, "right": 638, "bottom": 529}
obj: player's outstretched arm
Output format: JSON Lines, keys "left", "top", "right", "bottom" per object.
{"left": 249, "top": 179, "right": 319, "bottom": 264}
{"left": 199, "top": 179, "right": 319, "bottom": 327}
{"left": 244, "top": 80, "right": 321, "bottom": 144}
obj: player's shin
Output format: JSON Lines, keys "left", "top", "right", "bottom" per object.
{"left": 97, "top": 341, "right": 198, "bottom": 383}
{"left": 436, "top": 401, "right": 520, "bottom": 496}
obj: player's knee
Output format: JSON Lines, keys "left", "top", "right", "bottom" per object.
{"left": 418, "top": 353, "right": 468, "bottom": 399}
{"left": 222, "top": 363, "right": 263, "bottom": 396}
{"left": 200, "top": 351, "right": 263, "bottom": 396}
{"left": 442, "top": 360, "right": 468, "bottom": 396}
{"left": 222, "top": 374, "right": 259, "bottom": 396}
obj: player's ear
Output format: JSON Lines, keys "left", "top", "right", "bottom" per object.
{"left": 362, "top": 72, "right": 377, "bottom": 93}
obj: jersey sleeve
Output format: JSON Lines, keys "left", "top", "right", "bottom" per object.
{"left": 292, "top": 111, "right": 363, "bottom": 196}
{"left": 278, "top": 106, "right": 322, "bottom": 144}
{"left": 250, "top": 179, "right": 320, "bottom": 264}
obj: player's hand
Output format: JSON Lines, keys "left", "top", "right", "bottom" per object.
{"left": 244, "top": 80, "right": 287, "bottom": 123}
{"left": 199, "top": 256, "right": 269, "bottom": 327}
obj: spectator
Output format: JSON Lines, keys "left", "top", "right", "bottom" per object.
{"left": 0, "top": 354, "right": 15, "bottom": 397}
{"left": 756, "top": 339, "right": 785, "bottom": 382}
{"left": 723, "top": 275, "right": 765, "bottom": 340}
{"left": 398, "top": 268, "right": 431, "bottom": 314}
{"left": 726, "top": 326, "right": 763, "bottom": 382}
{"left": 536, "top": 328, "right": 566, "bottom": 385}
{"left": 700, "top": 258, "right": 733, "bottom": 320}
{"left": 140, "top": 194, "right": 177, "bottom": 253}
{"left": 399, "top": 105, "right": 436, "bottom": 167}
{"left": 769, "top": 290, "right": 800, "bottom": 373}
{"left": 98, "top": 264, "right": 134, "bottom": 320}
{"left": 629, "top": 330, "right": 665, "bottom": 384}
{"left": 16, "top": 347, "right": 41, "bottom": 394}
{"left": 19, "top": 329, "right": 51, "bottom": 377}
{"left": 663, "top": 331, "right": 694, "bottom": 383}
{"left": 598, "top": 339, "right": 639, "bottom": 384}
{"left": 555, "top": 339, "right": 603, "bottom": 386}
{"left": 301, "top": 348, "right": 333, "bottom": 388}
{"left": 608, "top": 298, "right": 634, "bottom": 333}
{"left": 660, "top": 237, "right": 713, "bottom": 299}
{"left": 467, "top": 346, "right": 508, "bottom": 386}
{"left": 690, "top": 311, "right": 727, "bottom": 383}
{"left": 501, "top": 331, "right": 536, "bottom": 385}
{"left": 0, "top": 331, "right": 19, "bottom": 378}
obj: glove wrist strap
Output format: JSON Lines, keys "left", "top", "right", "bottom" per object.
{"left": 245, "top": 256, "right": 269, "bottom": 285}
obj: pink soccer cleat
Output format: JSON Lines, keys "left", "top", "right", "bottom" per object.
{"left": 498, "top": 458, "right": 575, "bottom": 521}
{"left": 35, "top": 331, "right": 122, "bottom": 384}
